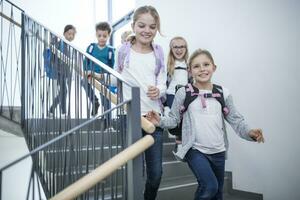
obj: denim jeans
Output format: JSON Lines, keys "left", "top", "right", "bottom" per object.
{"left": 81, "top": 79, "right": 111, "bottom": 119}
{"left": 81, "top": 78, "right": 99, "bottom": 105}
{"left": 185, "top": 148, "right": 225, "bottom": 200}
{"left": 50, "top": 75, "right": 69, "bottom": 114}
{"left": 143, "top": 128, "right": 163, "bottom": 200}
{"left": 166, "top": 94, "right": 175, "bottom": 108}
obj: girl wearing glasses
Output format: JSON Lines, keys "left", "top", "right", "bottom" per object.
{"left": 166, "top": 36, "right": 189, "bottom": 108}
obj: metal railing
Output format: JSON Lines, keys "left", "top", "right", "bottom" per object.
{"left": 0, "top": 1, "right": 148, "bottom": 199}
{"left": 0, "top": 100, "right": 145, "bottom": 200}
{"left": 0, "top": 0, "right": 23, "bottom": 122}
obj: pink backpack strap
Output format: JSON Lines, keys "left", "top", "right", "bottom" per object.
{"left": 186, "top": 83, "right": 194, "bottom": 93}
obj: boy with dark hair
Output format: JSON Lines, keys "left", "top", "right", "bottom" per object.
{"left": 81, "top": 22, "right": 115, "bottom": 116}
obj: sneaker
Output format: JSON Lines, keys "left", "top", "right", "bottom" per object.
{"left": 48, "top": 112, "right": 54, "bottom": 118}
{"left": 60, "top": 113, "right": 67, "bottom": 118}
{"left": 91, "top": 101, "right": 100, "bottom": 116}
{"left": 172, "top": 143, "right": 182, "bottom": 156}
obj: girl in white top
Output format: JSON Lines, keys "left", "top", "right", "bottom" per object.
{"left": 166, "top": 36, "right": 189, "bottom": 108}
{"left": 116, "top": 6, "right": 167, "bottom": 200}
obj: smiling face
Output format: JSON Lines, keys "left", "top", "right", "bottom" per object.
{"left": 171, "top": 39, "right": 187, "bottom": 60}
{"left": 190, "top": 53, "right": 216, "bottom": 86}
{"left": 132, "top": 13, "right": 158, "bottom": 46}
{"left": 96, "top": 30, "right": 110, "bottom": 47}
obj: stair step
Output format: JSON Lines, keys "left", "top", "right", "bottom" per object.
{"left": 162, "top": 160, "right": 192, "bottom": 179}
{"left": 44, "top": 145, "right": 125, "bottom": 170}
{"left": 29, "top": 129, "right": 124, "bottom": 150}
{"left": 0, "top": 106, "right": 21, "bottom": 124}
{"left": 0, "top": 115, "right": 23, "bottom": 137}
{"left": 157, "top": 175, "right": 197, "bottom": 200}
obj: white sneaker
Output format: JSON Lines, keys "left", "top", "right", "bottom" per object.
{"left": 48, "top": 112, "right": 54, "bottom": 118}
{"left": 164, "top": 106, "right": 171, "bottom": 116}
{"left": 172, "top": 144, "right": 182, "bottom": 157}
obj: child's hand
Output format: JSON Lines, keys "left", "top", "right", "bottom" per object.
{"left": 146, "top": 111, "right": 161, "bottom": 126}
{"left": 249, "top": 129, "right": 265, "bottom": 143}
{"left": 86, "top": 71, "right": 103, "bottom": 80}
{"left": 147, "top": 86, "right": 160, "bottom": 100}
{"left": 86, "top": 70, "right": 93, "bottom": 78}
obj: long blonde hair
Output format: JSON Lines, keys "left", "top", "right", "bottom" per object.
{"left": 167, "top": 36, "right": 189, "bottom": 76}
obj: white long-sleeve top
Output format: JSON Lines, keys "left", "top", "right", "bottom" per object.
{"left": 121, "top": 49, "right": 167, "bottom": 115}
{"left": 166, "top": 60, "right": 188, "bottom": 95}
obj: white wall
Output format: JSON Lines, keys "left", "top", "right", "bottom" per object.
{"left": 136, "top": 0, "right": 300, "bottom": 200}
{"left": 8, "top": 0, "right": 105, "bottom": 50}
{"left": 8, "top": 0, "right": 135, "bottom": 50}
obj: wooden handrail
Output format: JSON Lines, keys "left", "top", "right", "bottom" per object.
{"left": 50, "top": 135, "right": 154, "bottom": 200}
{"left": 90, "top": 78, "right": 156, "bottom": 133}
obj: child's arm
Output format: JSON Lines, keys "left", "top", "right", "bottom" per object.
{"left": 225, "top": 94, "right": 264, "bottom": 142}
{"left": 159, "top": 87, "right": 186, "bottom": 129}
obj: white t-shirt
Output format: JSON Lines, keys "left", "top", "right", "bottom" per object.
{"left": 166, "top": 60, "right": 188, "bottom": 95}
{"left": 121, "top": 49, "right": 167, "bottom": 115}
{"left": 189, "top": 88, "right": 229, "bottom": 154}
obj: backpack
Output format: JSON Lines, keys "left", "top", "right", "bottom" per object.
{"left": 168, "top": 83, "right": 230, "bottom": 140}
{"left": 86, "top": 43, "right": 115, "bottom": 70}
{"left": 43, "top": 41, "right": 64, "bottom": 79}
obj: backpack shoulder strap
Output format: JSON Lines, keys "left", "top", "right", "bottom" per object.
{"left": 180, "top": 83, "right": 199, "bottom": 114}
{"left": 87, "top": 43, "right": 95, "bottom": 54}
{"left": 117, "top": 42, "right": 131, "bottom": 73}
{"left": 152, "top": 43, "right": 165, "bottom": 77}
{"left": 107, "top": 45, "right": 115, "bottom": 67}
{"left": 212, "top": 84, "right": 229, "bottom": 115}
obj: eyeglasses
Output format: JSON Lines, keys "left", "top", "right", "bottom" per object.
{"left": 172, "top": 45, "right": 186, "bottom": 50}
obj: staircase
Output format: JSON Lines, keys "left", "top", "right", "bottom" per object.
{"left": 157, "top": 132, "right": 263, "bottom": 200}
{"left": 1, "top": 0, "right": 264, "bottom": 199}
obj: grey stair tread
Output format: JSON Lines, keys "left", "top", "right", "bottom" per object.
{"left": 224, "top": 193, "right": 261, "bottom": 200}
{"left": 160, "top": 175, "right": 196, "bottom": 189}
{"left": 163, "top": 155, "right": 177, "bottom": 162}
{"left": 0, "top": 106, "right": 21, "bottom": 124}
{"left": 162, "top": 159, "right": 192, "bottom": 179}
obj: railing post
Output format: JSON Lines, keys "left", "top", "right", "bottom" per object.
{"left": 20, "top": 12, "right": 25, "bottom": 127}
{"left": 127, "top": 87, "right": 143, "bottom": 200}
{"left": 0, "top": 171, "right": 2, "bottom": 200}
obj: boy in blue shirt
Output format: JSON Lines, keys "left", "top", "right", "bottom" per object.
{"left": 82, "top": 22, "right": 115, "bottom": 116}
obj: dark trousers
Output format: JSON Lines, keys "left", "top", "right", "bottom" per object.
{"left": 81, "top": 79, "right": 111, "bottom": 118}
{"left": 143, "top": 128, "right": 163, "bottom": 200}
{"left": 185, "top": 149, "right": 225, "bottom": 200}
{"left": 81, "top": 78, "right": 99, "bottom": 105}
{"left": 166, "top": 94, "right": 175, "bottom": 108}
{"left": 50, "top": 75, "right": 70, "bottom": 114}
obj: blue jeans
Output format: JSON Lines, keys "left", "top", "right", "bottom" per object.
{"left": 166, "top": 94, "right": 175, "bottom": 108}
{"left": 81, "top": 78, "right": 111, "bottom": 119}
{"left": 143, "top": 128, "right": 163, "bottom": 200}
{"left": 50, "top": 75, "right": 70, "bottom": 114}
{"left": 185, "top": 149, "right": 225, "bottom": 200}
